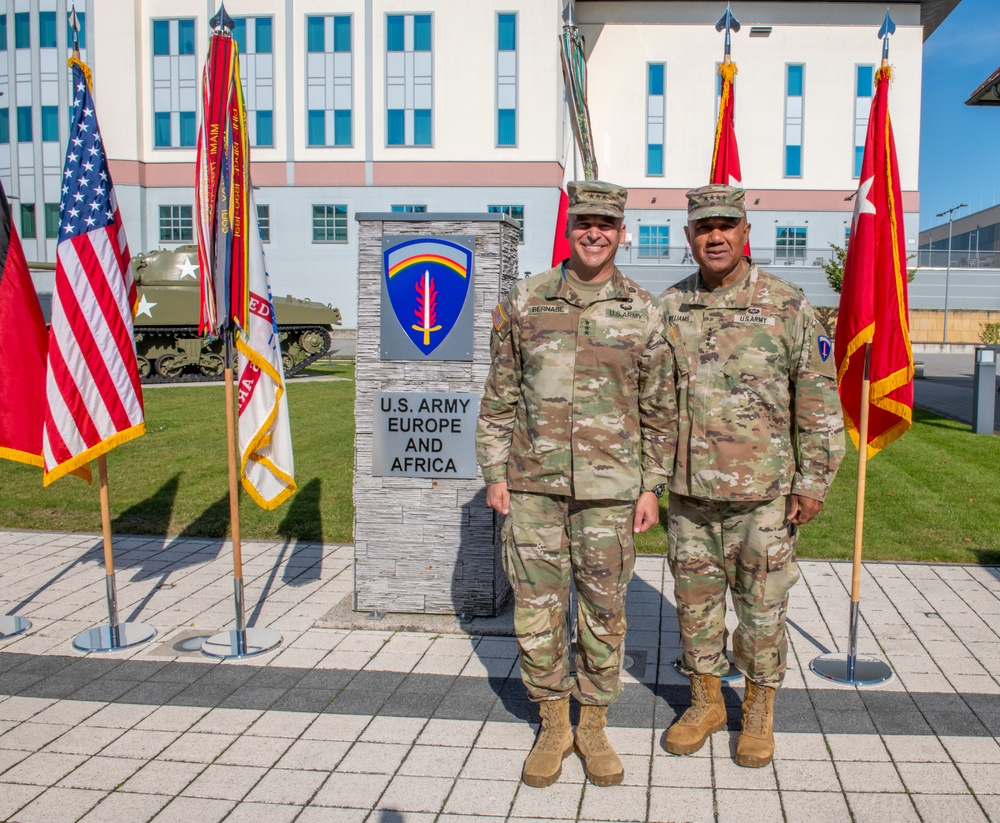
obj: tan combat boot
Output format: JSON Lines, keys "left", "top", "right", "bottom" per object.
{"left": 735, "top": 680, "right": 776, "bottom": 768}
{"left": 522, "top": 698, "right": 574, "bottom": 787}
{"left": 575, "top": 704, "right": 624, "bottom": 786}
{"left": 662, "top": 674, "right": 727, "bottom": 755}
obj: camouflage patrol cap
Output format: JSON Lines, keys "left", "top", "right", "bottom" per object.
{"left": 686, "top": 184, "right": 747, "bottom": 222}
{"left": 567, "top": 180, "right": 628, "bottom": 219}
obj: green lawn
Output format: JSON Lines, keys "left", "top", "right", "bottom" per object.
{"left": 2, "top": 375, "right": 998, "bottom": 564}
{"left": 0, "top": 376, "right": 355, "bottom": 544}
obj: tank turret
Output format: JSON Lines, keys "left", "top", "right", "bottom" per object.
{"left": 132, "top": 245, "right": 341, "bottom": 382}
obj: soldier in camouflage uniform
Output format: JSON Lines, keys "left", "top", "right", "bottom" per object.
{"left": 476, "top": 181, "right": 676, "bottom": 788}
{"left": 660, "top": 184, "right": 844, "bottom": 768}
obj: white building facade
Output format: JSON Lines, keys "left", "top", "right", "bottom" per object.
{"left": 0, "top": 0, "right": 957, "bottom": 325}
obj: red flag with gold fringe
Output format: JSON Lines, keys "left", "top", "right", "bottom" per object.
{"left": 834, "top": 65, "right": 914, "bottom": 457}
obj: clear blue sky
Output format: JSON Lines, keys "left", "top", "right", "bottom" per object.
{"left": 919, "top": 0, "right": 1000, "bottom": 230}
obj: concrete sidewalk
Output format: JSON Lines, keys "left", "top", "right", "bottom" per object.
{"left": 914, "top": 352, "right": 1000, "bottom": 431}
{"left": 0, "top": 529, "right": 998, "bottom": 822}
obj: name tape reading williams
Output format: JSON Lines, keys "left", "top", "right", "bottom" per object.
{"left": 372, "top": 392, "right": 479, "bottom": 478}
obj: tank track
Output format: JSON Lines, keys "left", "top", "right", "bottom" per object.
{"left": 137, "top": 325, "right": 333, "bottom": 385}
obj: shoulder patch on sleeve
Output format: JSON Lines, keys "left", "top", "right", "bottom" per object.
{"left": 493, "top": 301, "right": 511, "bottom": 339}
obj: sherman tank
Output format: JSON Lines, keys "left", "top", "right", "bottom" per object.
{"left": 132, "top": 245, "right": 341, "bottom": 383}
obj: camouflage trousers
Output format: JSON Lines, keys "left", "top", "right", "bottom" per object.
{"left": 667, "top": 494, "right": 800, "bottom": 688}
{"left": 502, "top": 491, "right": 636, "bottom": 705}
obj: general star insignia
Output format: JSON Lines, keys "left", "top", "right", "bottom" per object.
{"left": 136, "top": 294, "right": 157, "bottom": 318}
{"left": 851, "top": 176, "right": 876, "bottom": 233}
{"left": 177, "top": 258, "right": 199, "bottom": 279}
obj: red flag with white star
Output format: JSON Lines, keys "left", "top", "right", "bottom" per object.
{"left": 835, "top": 65, "right": 913, "bottom": 458}
{"left": 711, "top": 60, "right": 750, "bottom": 257}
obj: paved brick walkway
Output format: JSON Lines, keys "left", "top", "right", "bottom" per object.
{"left": 0, "top": 529, "right": 998, "bottom": 822}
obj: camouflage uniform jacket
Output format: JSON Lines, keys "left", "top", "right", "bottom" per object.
{"left": 477, "top": 265, "right": 676, "bottom": 501}
{"left": 660, "top": 264, "right": 844, "bottom": 502}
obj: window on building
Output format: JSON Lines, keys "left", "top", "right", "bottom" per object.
{"left": 232, "top": 16, "right": 275, "bottom": 148}
{"left": 44, "top": 204, "right": 60, "bottom": 239}
{"left": 306, "top": 15, "right": 353, "bottom": 147}
{"left": 844, "top": 226, "right": 851, "bottom": 248}
{"left": 313, "top": 205, "right": 348, "bottom": 242}
{"left": 386, "top": 14, "right": 432, "bottom": 147}
{"left": 0, "top": 15, "right": 7, "bottom": 51}
{"left": 496, "top": 13, "right": 517, "bottom": 147}
{"left": 152, "top": 19, "right": 197, "bottom": 148}
{"left": 20, "top": 204, "right": 36, "bottom": 239}
{"left": 257, "top": 204, "right": 270, "bottom": 243}
{"left": 41, "top": 106, "right": 59, "bottom": 142}
{"left": 16, "top": 107, "right": 31, "bottom": 142}
{"left": 646, "top": 63, "right": 666, "bottom": 176}
{"left": 68, "top": 11, "right": 85, "bottom": 49}
{"left": 159, "top": 205, "right": 194, "bottom": 242}
{"left": 14, "top": 12, "right": 28, "bottom": 49}
{"left": 784, "top": 64, "right": 804, "bottom": 177}
{"left": 775, "top": 226, "right": 807, "bottom": 260}
{"left": 39, "top": 11, "right": 56, "bottom": 47}
{"left": 0, "top": 110, "right": 9, "bottom": 144}
{"left": 854, "top": 64, "right": 874, "bottom": 178}
{"left": 391, "top": 205, "right": 427, "bottom": 213}
{"left": 488, "top": 205, "right": 524, "bottom": 242}
{"left": 639, "top": 225, "right": 670, "bottom": 258}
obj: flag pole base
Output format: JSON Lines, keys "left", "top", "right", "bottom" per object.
{"left": 674, "top": 653, "right": 743, "bottom": 683}
{"left": 809, "top": 653, "right": 893, "bottom": 686}
{"left": 72, "top": 622, "right": 156, "bottom": 653}
{"left": 0, "top": 615, "right": 32, "bottom": 639}
{"left": 201, "top": 628, "right": 282, "bottom": 659}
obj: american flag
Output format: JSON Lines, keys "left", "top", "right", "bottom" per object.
{"left": 42, "top": 59, "right": 145, "bottom": 485}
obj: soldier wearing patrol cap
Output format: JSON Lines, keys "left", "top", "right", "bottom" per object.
{"left": 660, "top": 184, "right": 845, "bottom": 767}
{"left": 477, "top": 180, "right": 676, "bottom": 788}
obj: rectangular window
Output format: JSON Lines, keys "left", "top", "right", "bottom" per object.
{"left": 307, "top": 16, "right": 324, "bottom": 52}
{"left": 845, "top": 226, "right": 851, "bottom": 248}
{"left": 257, "top": 204, "right": 270, "bottom": 243}
{"left": 41, "top": 106, "right": 58, "bottom": 142}
{"left": 232, "top": 18, "right": 246, "bottom": 53}
{"left": 639, "top": 225, "right": 670, "bottom": 258}
{"left": 255, "top": 17, "right": 272, "bottom": 54}
{"left": 496, "top": 13, "right": 517, "bottom": 147}
{"left": 312, "top": 205, "right": 348, "bottom": 242}
{"left": 69, "top": 11, "right": 85, "bottom": 48}
{"left": 391, "top": 205, "right": 427, "bottom": 213}
{"left": 179, "top": 112, "right": 196, "bottom": 147}
{"left": 308, "top": 110, "right": 325, "bottom": 146}
{"left": 307, "top": 16, "right": 353, "bottom": 147}
{"left": 256, "top": 110, "right": 273, "bottom": 147}
{"left": 154, "top": 112, "right": 171, "bottom": 147}
{"left": 177, "top": 19, "right": 195, "bottom": 55}
{"left": 0, "top": 15, "right": 7, "bottom": 51}
{"left": 385, "top": 14, "right": 433, "bottom": 147}
{"left": 159, "top": 205, "right": 194, "bottom": 242}
{"left": 16, "top": 107, "right": 31, "bottom": 142}
{"left": 647, "top": 63, "right": 666, "bottom": 176}
{"left": 775, "top": 226, "right": 807, "bottom": 261}
{"left": 20, "top": 204, "right": 36, "bottom": 239}
{"left": 854, "top": 64, "right": 874, "bottom": 178}
{"left": 153, "top": 20, "right": 198, "bottom": 149}
{"left": 334, "top": 110, "right": 351, "bottom": 146}
{"left": 44, "top": 203, "right": 60, "bottom": 239}
{"left": 14, "top": 12, "right": 28, "bottom": 48}
{"left": 488, "top": 205, "right": 525, "bottom": 242}
{"left": 152, "top": 19, "right": 169, "bottom": 55}
{"left": 784, "top": 64, "right": 804, "bottom": 177}
{"left": 333, "top": 15, "right": 351, "bottom": 51}
{"left": 39, "top": 11, "right": 56, "bottom": 47}
{"left": 0, "top": 110, "right": 9, "bottom": 144}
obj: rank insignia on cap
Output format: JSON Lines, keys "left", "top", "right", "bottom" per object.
{"left": 493, "top": 302, "right": 510, "bottom": 335}
{"left": 818, "top": 335, "right": 832, "bottom": 361}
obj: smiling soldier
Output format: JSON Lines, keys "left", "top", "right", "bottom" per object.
{"left": 477, "top": 181, "right": 676, "bottom": 788}
{"left": 660, "top": 184, "right": 845, "bottom": 767}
